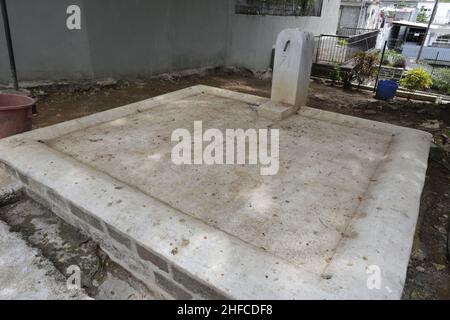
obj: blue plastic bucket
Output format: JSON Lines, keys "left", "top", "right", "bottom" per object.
{"left": 376, "top": 80, "right": 399, "bottom": 101}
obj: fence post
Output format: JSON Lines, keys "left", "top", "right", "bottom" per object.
{"left": 0, "top": 0, "right": 19, "bottom": 91}
{"left": 316, "top": 36, "right": 321, "bottom": 63}
{"left": 431, "top": 51, "right": 440, "bottom": 76}
{"left": 374, "top": 41, "right": 388, "bottom": 93}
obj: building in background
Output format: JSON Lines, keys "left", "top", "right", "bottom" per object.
{"left": 380, "top": 0, "right": 420, "bottom": 8}
{"left": 379, "top": 0, "right": 419, "bottom": 22}
{"left": 387, "top": 20, "right": 450, "bottom": 64}
{"left": 416, "top": 1, "right": 450, "bottom": 25}
{"left": 338, "top": 1, "right": 382, "bottom": 30}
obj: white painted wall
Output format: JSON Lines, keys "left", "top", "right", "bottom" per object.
{"left": 226, "top": 0, "right": 341, "bottom": 70}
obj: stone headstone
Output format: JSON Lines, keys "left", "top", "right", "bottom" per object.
{"left": 272, "top": 28, "right": 314, "bottom": 108}
{"left": 260, "top": 29, "right": 314, "bottom": 120}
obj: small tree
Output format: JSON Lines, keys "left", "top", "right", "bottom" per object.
{"left": 400, "top": 67, "right": 433, "bottom": 99}
{"left": 329, "top": 64, "right": 342, "bottom": 86}
{"left": 431, "top": 68, "right": 450, "bottom": 95}
{"left": 345, "top": 51, "right": 379, "bottom": 89}
{"left": 398, "top": 0, "right": 407, "bottom": 8}
{"left": 416, "top": 6, "right": 429, "bottom": 23}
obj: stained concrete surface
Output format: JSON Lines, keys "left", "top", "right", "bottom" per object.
{"left": 0, "top": 219, "right": 88, "bottom": 300}
{"left": 0, "top": 84, "right": 432, "bottom": 299}
{"left": 19, "top": 75, "right": 450, "bottom": 299}
{"left": 48, "top": 93, "right": 394, "bottom": 273}
{"left": 0, "top": 163, "right": 22, "bottom": 206}
{"left": 0, "top": 197, "right": 158, "bottom": 300}
{"left": 1, "top": 74, "right": 448, "bottom": 299}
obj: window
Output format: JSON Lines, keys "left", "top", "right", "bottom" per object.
{"left": 235, "top": 0, "right": 323, "bottom": 17}
{"left": 436, "top": 34, "right": 450, "bottom": 45}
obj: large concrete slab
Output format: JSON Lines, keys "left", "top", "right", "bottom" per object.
{"left": 0, "top": 86, "right": 431, "bottom": 299}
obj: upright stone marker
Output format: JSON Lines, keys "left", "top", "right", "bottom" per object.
{"left": 259, "top": 29, "right": 315, "bottom": 120}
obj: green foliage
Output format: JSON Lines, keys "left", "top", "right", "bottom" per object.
{"left": 400, "top": 67, "right": 433, "bottom": 91}
{"left": 382, "top": 49, "right": 406, "bottom": 68}
{"left": 353, "top": 51, "right": 380, "bottom": 86}
{"left": 416, "top": 6, "right": 429, "bottom": 23}
{"left": 431, "top": 68, "right": 450, "bottom": 95}
{"left": 338, "top": 39, "right": 348, "bottom": 46}
{"left": 416, "top": 12, "right": 429, "bottom": 23}
{"left": 329, "top": 64, "right": 342, "bottom": 85}
{"left": 342, "top": 51, "right": 379, "bottom": 89}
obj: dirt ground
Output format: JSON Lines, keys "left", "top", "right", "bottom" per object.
{"left": 27, "top": 71, "right": 450, "bottom": 300}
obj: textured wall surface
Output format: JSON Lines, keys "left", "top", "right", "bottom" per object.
{"left": 0, "top": 0, "right": 340, "bottom": 83}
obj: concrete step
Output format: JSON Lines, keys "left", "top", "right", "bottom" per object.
{"left": 0, "top": 167, "right": 158, "bottom": 300}
{"left": 0, "top": 219, "right": 89, "bottom": 300}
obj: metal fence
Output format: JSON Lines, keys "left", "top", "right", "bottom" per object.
{"left": 403, "top": 43, "right": 450, "bottom": 66}
{"left": 337, "top": 27, "right": 378, "bottom": 37}
{"left": 315, "top": 30, "right": 379, "bottom": 64}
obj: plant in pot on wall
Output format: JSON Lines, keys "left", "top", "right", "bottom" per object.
{"left": 399, "top": 67, "right": 433, "bottom": 100}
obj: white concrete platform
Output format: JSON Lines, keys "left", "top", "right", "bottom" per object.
{"left": 0, "top": 86, "right": 431, "bottom": 299}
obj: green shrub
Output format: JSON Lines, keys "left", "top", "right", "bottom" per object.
{"left": 382, "top": 49, "right": 406, "bottom": 68}
{"left": 399, "top": 67, "right": 433, "bottom": 91}
{"left": 342, "top": 51, "right": 379, "bottom": 89}
{"left": 432, "top": 68, "right": 450, "bottom": 95}
{"left": 416, "top": 6, "right": 429, "bottom": 23}
{"left": 329, "top": 64, "right": 342, "bottom": 85}
{"left": 338, "top": 39, "right": 348, "bottom": 47}
{"left": 392, "top": 56, "right": 406, "bottom": 68}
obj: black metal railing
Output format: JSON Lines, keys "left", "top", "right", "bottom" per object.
{"left": 315, "top": 30, "right": 379, "bottom": 64}
{"left": 337, "top": 27, "right": 378, "bottom": 37}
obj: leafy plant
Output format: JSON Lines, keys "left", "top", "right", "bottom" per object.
{"left": 431, "top": 68, "right": 450, "bottom": 95}
{"left": 329, "top": 64, "right": 342, "bottom": 86}
{"left": 342, "top": 51, "right": 379, "bottom": 89}
{"left": 338, "top": 39, "right": 348, "bottom": 46}
{"left": 398, "top": 0, "right": 407, "bottom": 8}
{"left": 400, "top": 68, "right": 433, "bottom": 99}
{"left": 392, "top": 56, "right": 406, "bottom": 68}
{"left": 382, "top": 49, "right": 406, "bottom": 69}
{"left": 416, "top": 6, "right": 429, "bottom": 23}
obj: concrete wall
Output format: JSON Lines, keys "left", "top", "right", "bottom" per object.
{"left": 0, "top": 0, "right": 340, "bottom": 83}
{"left": 226, "top": 0, "right": 341, "bottom": 70}
{"left": 0, "top": 0, "right": 229, "bottom": 83}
